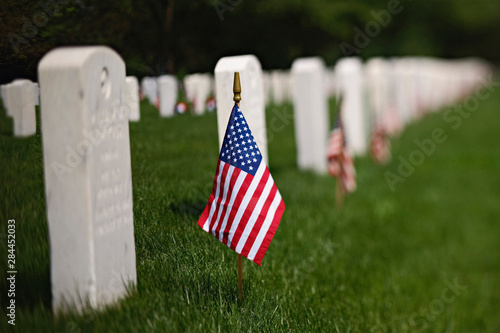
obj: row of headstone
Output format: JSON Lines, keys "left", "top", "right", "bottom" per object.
{"left": 337, "top": 56, "right": 489, "bottom": 165}
{"left": 0, "top": 80, "right": 38, "bottom": 137}
{"left": 139, "top": 74, "right": 215, "bottom": 117}
{"left": 0, "top": 74, "right": 142, "bottom": 140}
{"left": 364, "top": 56, "right": 490, "bottom": 147}
{"left": 250, "top": 55, "right": 490, "bottom": 173}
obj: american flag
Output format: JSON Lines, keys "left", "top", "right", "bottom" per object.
{"left": 198, "top": 103, "right": 285, "bottom": 265}
{"left": 370, "top": 124, "right": 391, "bottom": 164}
{"left": 327, "top": 115, "right": 357, "bottom": 194}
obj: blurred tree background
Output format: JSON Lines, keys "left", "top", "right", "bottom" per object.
{"left": 0, "top": 0, "right": 499, "bottom": 83}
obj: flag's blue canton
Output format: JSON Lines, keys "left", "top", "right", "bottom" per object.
{"left": 219, "top": 104, "right": 262, "bottom": 176}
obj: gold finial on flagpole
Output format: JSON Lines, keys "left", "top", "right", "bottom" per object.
{"left": 233, "top": 72, "right": 241, "bottom": 106}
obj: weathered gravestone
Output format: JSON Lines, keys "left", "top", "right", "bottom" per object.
{"left": 214, "top": 55, "right": 268, "bottom": 164}
{"left": 38, "top": 46, "right": 137, "bottom": 313}
{"left": 157, "top": 75, "right": 177, "bottom": 117}
{"left": 9, "top": 79, "right": 37, "bottom": 137}
{"left": 125, "top": 76, "right": 140, "bottom": 122}
{"left": 291, "top": 57, "right": 329, "bottom": 173}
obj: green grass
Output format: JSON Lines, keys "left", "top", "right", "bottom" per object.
{"left": 1, "top": 89, "right": 500, "bottom": 332}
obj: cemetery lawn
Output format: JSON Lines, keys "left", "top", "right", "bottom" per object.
{"left": 1, "top": 91, "right": 500, "bottom": 332}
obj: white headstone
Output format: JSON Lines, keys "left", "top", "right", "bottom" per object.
{"left": 335, "top": 57, "right": 368, "bottom": 156}
{"left": 393, "top": 58, "right": 419, "bottom": 125}
{"left": 214, "top": 55, "right": 268, "bottom": 164}
{"left": 184, "top": 74, "right": 212, "bottom": 115}
{"left": 291, "top": 57, "right": 329, "bottom": 173}
{"left": 38, "top": 46, "right": 136, "bottom": 313}
{"left": 365, "top": 58, "right": 389, "bottom": 126}
{"left": 140, "top": 77, "right": 157, "bottom": 105}
{"left": 195, "top": 74, "right": 212, "bottom": 115}
{"left": 184, "top": 73, "right": 212, "bottom": 115}
{"left": 125, "top": 76, "right": 140, "bottom": 122}
{"left": 183, "top": 75, "right": 196, "bottom": 106}
{"left": 33, "top": 82, "right": 40, "bottom": 106}
{"left": 9, "top": 79, "right": 37, "bottom": 137}
{"left": 157, "top": 75, "right": 178, "bottom": 118}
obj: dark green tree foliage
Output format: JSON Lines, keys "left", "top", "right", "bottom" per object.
{"left": 0, "top": 0, "right": 499, "bottom": 82}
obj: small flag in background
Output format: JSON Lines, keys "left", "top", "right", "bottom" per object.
{"left": 327, "top": 115, "right": 357, "bottom": 194}
{"left": 370, "top": 124, "right": 391, "bottom": 164}
{"left": 198, "top": 103, "right": 285, "bottom": 265}
{"left": 154, "top": 96, "right": 160, "bottom": 110}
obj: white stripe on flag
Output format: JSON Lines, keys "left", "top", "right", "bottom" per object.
{"left": 202, "top": 161, "right": 224, "bottom": 231}
{"left": 234, "top": 171, "right": 274, "bottom": 253}
{"left": 227, "top": 163, "right": 266, "bottom": 248}
{"left": 217, "top": 169, "right": 247, "bottom": 242}
{"left": 210, "top": 165, "right": 234, "bottom": 236}
{"left": 247, "top": 189, "right": 282, "bottom": 261}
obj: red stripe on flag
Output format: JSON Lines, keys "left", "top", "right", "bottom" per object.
{"left": 208, "top": 163, "right": 231, "bottom": 233}
{"left": 210, "top": 165, "right": 235, "bottom": 236}
{"left": 253, "top": 199, "right": 286, "bottom": 265}
{"left": 239, "top": 179, "right": 277, "bottom": 258}
{"left": 214, "top": 167, "right": 242, "bottom": 240}
{"left": 229, "top": 169, "right": 270, "bottom": 251}
{"left": 220, "top": 172, "right": 253, "bottom": 245}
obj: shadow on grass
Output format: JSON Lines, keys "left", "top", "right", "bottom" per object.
{"left": 169, "top": 200, "right": 206, "bottom": 220}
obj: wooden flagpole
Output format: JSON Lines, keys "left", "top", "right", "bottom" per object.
{"left": 336, "top": 152, "right": 344, "bottom": 209}
{"left": 233, "top": 72, "right": 244, "bottom": 301}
